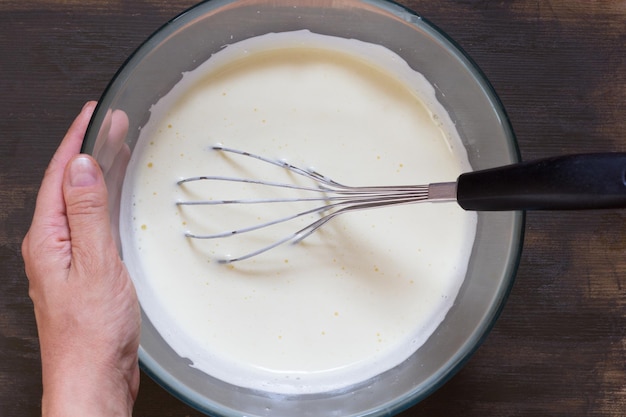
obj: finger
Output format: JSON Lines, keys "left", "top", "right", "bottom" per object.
{"left": 92, "top": 108, "right": 113, "bottom": 158}
{"left": 62, "top": 154, "right": 117, "bottom": 276}
{"left": 23, "top": 102, "right": 98, "bottom": 281}
{"left": 105, "top": 142, "right": 131, "bottom": 252}
{"left": 98, "top": 110, "right": 130, "bottom": 175}
{"left": 30, "top": 101, "right": 98, "bottom": 231}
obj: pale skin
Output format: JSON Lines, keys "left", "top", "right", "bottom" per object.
{"left": 22, "top": 102, "right": 140, "bottom": 417}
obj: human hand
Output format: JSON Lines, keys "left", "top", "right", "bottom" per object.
{"left": 22, "top": 102, "right": 140, "bottom": 417}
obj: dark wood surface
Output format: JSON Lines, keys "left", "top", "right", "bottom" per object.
{"left": 1, "top": 1, "right": 625, "bottom": 416}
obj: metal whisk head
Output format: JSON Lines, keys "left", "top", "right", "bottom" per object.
{"left": 176, "top": 145, "right": 454, "bottom": 263}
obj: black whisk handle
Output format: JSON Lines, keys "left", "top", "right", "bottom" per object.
{"left": 456, "top": 153, "right": 626, "bottom": 211}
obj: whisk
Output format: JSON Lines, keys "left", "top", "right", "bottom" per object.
{"left": 177, "top": 145, "right": 626, "bottom": 263}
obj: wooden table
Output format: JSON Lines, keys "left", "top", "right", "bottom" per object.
{"left": 1, "top": 1, "right": 624, "bottom": 415}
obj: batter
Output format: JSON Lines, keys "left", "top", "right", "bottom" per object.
{"left": 120, "top": 31, "right": 477, "bottom": 394}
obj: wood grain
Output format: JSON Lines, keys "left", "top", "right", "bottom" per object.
{"left": 1, "top": 1, "right": 624, "bottom": 416}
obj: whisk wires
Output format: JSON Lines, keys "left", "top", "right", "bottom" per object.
{"left": 176, "top": 145, "right": 450, "bottom": 263}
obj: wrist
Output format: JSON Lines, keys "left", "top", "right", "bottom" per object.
{"left": 42, "top": 358, "right": 136, "bottom": 417}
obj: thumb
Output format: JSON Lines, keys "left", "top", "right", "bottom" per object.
{"left": 63, "top": 155, "right": 117, "bottom": 273}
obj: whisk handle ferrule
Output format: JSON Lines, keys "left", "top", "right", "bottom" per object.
{"left": 456, "top": 153, "right": 626, "bottom": 211}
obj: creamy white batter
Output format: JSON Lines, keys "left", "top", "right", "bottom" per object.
{"left": 121, "top": 31, "right": 477, "bottom": 394}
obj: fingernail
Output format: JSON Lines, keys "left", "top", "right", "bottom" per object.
{"left": 69, "top": 156, "right": 98, "bottom": 187}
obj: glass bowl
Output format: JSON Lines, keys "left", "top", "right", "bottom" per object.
{"left": 83, "top": 1, "right": 523, "bottom": 416}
